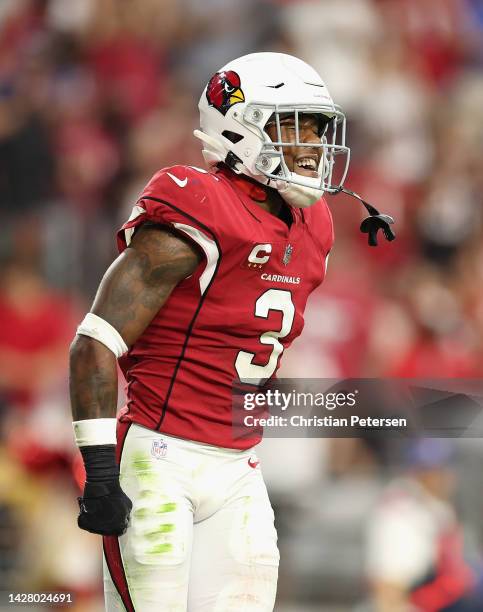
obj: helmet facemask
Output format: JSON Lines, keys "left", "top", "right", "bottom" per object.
{"left": 244, "top": 105, "right": 350, "bottom": 207}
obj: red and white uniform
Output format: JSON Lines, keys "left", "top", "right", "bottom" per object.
{"left": 104, "top": 165, "right": 333, "bottom": 612}
{"left": 116, "top": 164, "right": 333, "bottom": 449}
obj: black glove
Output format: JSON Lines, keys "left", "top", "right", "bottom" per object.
{"left": 77, "top": 445, "right": 132, "bottom": 536}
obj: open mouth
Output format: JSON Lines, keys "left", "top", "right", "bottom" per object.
{"left": 293, "top": 155, "right": 320, "bottom": 178}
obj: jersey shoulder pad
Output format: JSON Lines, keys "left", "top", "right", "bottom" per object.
{"left": 117, "top": 165, "right": 221, "bottom": 252}
{"left": 141, "top": 164, "right": 214, "bottom": 202}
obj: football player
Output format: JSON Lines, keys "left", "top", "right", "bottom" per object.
{"left": 69, "top": 52, "right": 391, "bottom": 611}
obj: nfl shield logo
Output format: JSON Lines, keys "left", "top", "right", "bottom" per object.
{"left": 282, "top": 244, "right": 293, "bottom": 266}
{"left": 151, "top": 439, "right": 167, "bottom": 459}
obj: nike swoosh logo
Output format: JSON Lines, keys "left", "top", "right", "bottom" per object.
{"left": 167, "top": 172, "right": 188, "bottom": 188}
{"left": 248, "top": 458, "right": 260, "bottom": 469}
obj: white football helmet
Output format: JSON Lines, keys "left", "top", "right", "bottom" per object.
{"left": 194, "top": 52, "right": 350, "bottom": 208}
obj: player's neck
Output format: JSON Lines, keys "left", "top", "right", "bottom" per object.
{"left": 255, "top": 190, "right": 292, "bottom": 228}
{"left": 256, "top": 191, "right": 282, "bottom": 216}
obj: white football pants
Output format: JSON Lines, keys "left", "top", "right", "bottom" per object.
{"left": 103, "top": 424, "right": 279, "bottom": 611}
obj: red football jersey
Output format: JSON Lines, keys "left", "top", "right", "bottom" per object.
{"left": 116, "top": 165, "right": 334, "bottom": 449}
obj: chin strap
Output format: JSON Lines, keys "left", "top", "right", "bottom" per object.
{"left": 330, "top": 186, "right": 396, "bottom": 247}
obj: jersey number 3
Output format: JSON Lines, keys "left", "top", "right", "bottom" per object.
{"left": 235, "top": 289, "right": 295, "bottom": 385}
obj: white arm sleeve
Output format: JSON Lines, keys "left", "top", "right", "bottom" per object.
{"left": 76, "top": 313, "right": 128, "bottom": 358}
{"left": 73, "top": 418, "right": 117, "bottom": 447}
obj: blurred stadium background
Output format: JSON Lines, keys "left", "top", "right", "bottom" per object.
{"left": 1, "top": 0, "right": 483, "bottom": 610}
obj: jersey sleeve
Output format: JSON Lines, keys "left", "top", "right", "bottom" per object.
{"left": 117, "top": 165, "right": 218, "bottom": 256}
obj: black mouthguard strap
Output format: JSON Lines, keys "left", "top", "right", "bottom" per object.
{"left": 331, "top": 186, "right": 396, "bottom": 247}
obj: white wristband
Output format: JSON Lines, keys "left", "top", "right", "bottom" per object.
{"left": 73, "top": 418, "right": 117, "bottom": 447}
{"left": 76, "top": 312, "right": 128, "bottom": 358}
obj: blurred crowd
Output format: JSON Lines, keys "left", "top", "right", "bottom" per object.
{"left": 1, "top": 0, "right": 483, "bottom": 610}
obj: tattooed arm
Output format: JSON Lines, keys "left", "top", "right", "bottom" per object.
{"left": 69, "top": 224, "right": 202, "bottom": 421}
{"left": 70, "top": 224, "right": 201, "bottom": 535}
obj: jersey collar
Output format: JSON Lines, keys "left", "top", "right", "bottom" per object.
{"left": 214, "top": 166, "right": 268, "bottom": 202}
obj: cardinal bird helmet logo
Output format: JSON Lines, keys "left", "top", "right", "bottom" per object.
{"left": 206, "top": 70, "right": 245, "bottom": 116}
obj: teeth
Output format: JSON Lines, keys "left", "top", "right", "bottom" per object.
{"left": 296, "top": 158, "right": 317, "bottom": 170}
